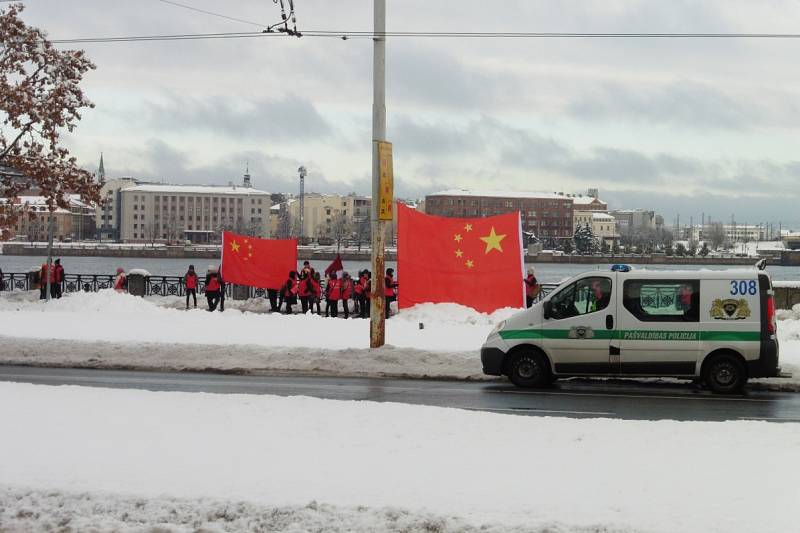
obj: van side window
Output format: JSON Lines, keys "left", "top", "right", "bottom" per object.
{"left": 549, "top": 277, "right": 612, "bottom": 320}
{"left": 623, "top": 280, "right": 700, "bottom": 322}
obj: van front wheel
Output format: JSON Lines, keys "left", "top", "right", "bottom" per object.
{"left": 509, "top": 351, "right": 551, "bottom": 388}
{"left": 703, "top": 354, "right": 747, "bottom": 394}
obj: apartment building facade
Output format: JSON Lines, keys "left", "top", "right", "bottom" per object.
{"left": 286, "top": 193, "right": 371, "bottom": 242}
{"left": 118, "top": 184, "right": 272, "bottom": 243}
{"left": 424, "top": 189, "right": 574, "bottom": 241}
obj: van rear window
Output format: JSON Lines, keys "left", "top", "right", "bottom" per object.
{"left": 623, "top": 280, "right": 700, "bottom": 322}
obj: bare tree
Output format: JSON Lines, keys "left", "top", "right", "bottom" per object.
{"left": 328, "top": 212, "right": 354, "bottom": 252}
{"left": 142, "top": 222, "right": 160, "bottom": 247}
{"left": 354, "top": 217, "right": 370, "bottom": 252}
{"left": 164, "top": 214, "right": 181, "bottom": 244}
{"left": 707, "top": 222, "right": 726, "bottom": 250}
{"left": 0, "top": 4, "right": 100, "bottom": 238}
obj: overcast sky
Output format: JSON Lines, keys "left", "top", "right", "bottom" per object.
{"left": 15, "top": 0, "right": 800, "bottom": 228}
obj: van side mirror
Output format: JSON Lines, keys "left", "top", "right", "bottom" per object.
{"left": 543, "top": 301, "right": 552, "bottom": 320}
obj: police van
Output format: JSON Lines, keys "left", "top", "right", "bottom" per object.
{"left": 481, "top": 263, "right": 782, "bottom": 393}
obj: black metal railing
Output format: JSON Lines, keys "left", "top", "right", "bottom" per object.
{"left": 0, "top": 272, "right": 559, "bottom": 303}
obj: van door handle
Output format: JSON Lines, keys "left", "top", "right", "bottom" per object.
{"left": 606, "top": 314, "right": 614, "bottom": 330}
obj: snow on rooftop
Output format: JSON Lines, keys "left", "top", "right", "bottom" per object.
{"left": 573, "top": 196, "right": 605, "bottom": 205}
{"left": 123, "top": 184, "right": 270, "bottom": 196}
{"left": 592, "top": 212, "right": 614, "bottom": 220}
{"left": 427, "top": 189, "right": 567, "bottom": 200}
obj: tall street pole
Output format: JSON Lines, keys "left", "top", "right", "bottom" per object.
{"left": 370, "top": 0, "right": 386, "bottom": 348}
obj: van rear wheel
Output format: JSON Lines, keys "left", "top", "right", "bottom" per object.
{"left": 703, "top": 353, "right": 747, "bottom": 394}
{"left": 508, "top": 351, "right": 551, "bottom": 388}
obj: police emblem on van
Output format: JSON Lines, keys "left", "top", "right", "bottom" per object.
{"left": 710, "top": 298, "right": 751, "bottom": 320}
{"left": 568, "top": 326, "right": 594, "bottom": 339}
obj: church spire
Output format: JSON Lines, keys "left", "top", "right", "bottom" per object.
{"left": 243, "top": 161, "right": 252, "bottom": 188}
{"left": 98, "top": 153, "right": 106, "bottom": 182}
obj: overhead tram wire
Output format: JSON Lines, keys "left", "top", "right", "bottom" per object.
{"left": 157, "top": 0, "right": 267, "bottom": 28}
{"left": 50, "top": 30, "right": 800, "bottom": 45}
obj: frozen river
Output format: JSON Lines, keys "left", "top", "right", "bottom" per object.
{"left": 1, "top": 254, "right": 797, "bottom": 284}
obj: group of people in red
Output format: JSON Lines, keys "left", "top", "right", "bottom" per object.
{"left": 278, "top": 261, "right": 398, "bottom": 319}
{"left": 37, "top": 259, "right": 65, "bottom": 299}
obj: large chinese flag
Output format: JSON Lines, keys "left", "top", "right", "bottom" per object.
{"left": 397, "top": 203, "right": 525, "bottom": 313}
{"left": 221, "top": 231, "right": 297, "bottom": 289}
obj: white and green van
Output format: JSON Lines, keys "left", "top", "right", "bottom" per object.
{"left": 481, "top": 264, "right": 782, "bottom": 393}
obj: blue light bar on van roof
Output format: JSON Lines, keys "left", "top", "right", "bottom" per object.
{"left": 611, "top": 264, "right": 631, "bottom": 272}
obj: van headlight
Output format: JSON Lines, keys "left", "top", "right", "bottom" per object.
{"left": 489, "top": 320, "right": 506, "bottom": 337}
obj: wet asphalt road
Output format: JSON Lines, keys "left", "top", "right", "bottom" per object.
{"left": 1, "top": 365, "right": 799, "bottom": 422}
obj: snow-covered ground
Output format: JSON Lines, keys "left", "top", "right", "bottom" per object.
{"left": 1, "top": 382, "right": 798, "bottom": 533}
{"left": 0, "top": 290, "right": 798, "bottom": 388}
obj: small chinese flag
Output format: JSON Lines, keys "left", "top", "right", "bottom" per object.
{"left": 397, "top": 203, "right": 525, "bottom": 313}
{"left": 221, "top": 231, "right": 297, "bottom": 290}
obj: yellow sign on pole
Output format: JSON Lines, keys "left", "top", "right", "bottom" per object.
{"left": 377, "top": 141, "right": 394, "bottom": 221}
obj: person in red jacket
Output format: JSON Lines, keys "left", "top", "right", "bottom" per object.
{"left": 113, "top": 268, "right": 127, "bottom": 292}
{"left": 384, "top": 268, "right": 398, "bottom": 318}
{"left": 184, "top": 264, "right": 198, "bottom": 309}
{"left": 340, "top": 272, "right": 354, "bottom": 319}
{"left": 53, "top": 259, "right": 64, "bottom": 299}
{"left": 281, "top": 271, "right": 298, "bottom": 314}
{"left": 39, "top": 262, "right": 53, "bottom": 300}
{"left": 310, "top": 271, "right": 322, "bottom": 314}
{"left": 204, "top": 266, "right": 222, "bottom": 311}
{"left": 524, "top": 267, "right": 540, "bottom": 308}
{"left": 325, "top": 272, "right": 341, "bottom": 318}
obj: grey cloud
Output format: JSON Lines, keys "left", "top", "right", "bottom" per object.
{"left": 569, "top": 81, "right": 761, "bottom": 129}
{"left": 146, "top": 94, "right": 332, "bottom": 141}
{"left": 111, "top": 140, "right": 369, "bottom": 195}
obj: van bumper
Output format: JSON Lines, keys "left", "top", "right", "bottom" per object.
{"left": 481, "top": 347, "right": 506, "bottom": 376}
{"left": 748, "top": 337, "right": 780, "bottom": 378}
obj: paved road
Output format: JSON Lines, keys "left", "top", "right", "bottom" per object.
{"left": 1, "top": 365, "right": 799, "bottom": 422}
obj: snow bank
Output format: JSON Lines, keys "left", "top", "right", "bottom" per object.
{"left": 1, "top": 382, "right": 799, "bottom": 533}
{"left": 0, "top": 290, "right": 507, "bottom": 353}
{"left": 1, "top": 487, "right": 493, "bottom": 533}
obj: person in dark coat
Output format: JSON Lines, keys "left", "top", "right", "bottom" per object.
{"left": 204, "top": 266, "right": 222, "bottom": 311}
{"left": 281, "top": 271, "right": 298, "bottom": 314}
{"left": 184, "top": 264, "right": 198, "bottom": 309}
{"left": 358, "top": 270, "right": 371, "bottom": 319}
{"left": 218, "top": 266, "right": 226, "bottom": 312}
{"left": 267, "top": 288, "right": 280, "bottom": 312}
{"left": 53, "top": 259, "right": 64, "bottom": 299}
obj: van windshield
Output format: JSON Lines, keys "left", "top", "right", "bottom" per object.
{"left": 549, "top": 277, "right": 612, "bottom": 319}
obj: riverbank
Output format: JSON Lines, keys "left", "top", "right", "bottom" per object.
{"left": 0, "top": 241, "right": 774, "bottom": 265}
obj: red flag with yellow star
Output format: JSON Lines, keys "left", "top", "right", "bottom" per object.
{"left": 397, "top": 203, "right": 525, "bottom": 313}
{"left": 221, "top": 231, "right": 297, "bottom": 289}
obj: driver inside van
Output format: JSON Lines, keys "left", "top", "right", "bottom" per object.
{"left": 589, "top": 278, "right": 612, "bottom": 312}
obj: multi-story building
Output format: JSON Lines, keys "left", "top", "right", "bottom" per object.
{"left": 11, "top": 195, "right": 96, "bottom": 242}
{"left": 424, "top": 189, "right": 574, "bottom": 241}
{"left": 286, "top": 193, "right": 371, "bottom": 242}
{"left": 96, "top": 177, "right": 140, "bottom": 241}
{"left": 609, "top": 209, "right": 657, "bottom": 236}
{"left": 118, "top": 184, "right": 272, "bottom": 243}
{"left": 572, "top": 195, "right": 608, "bottom": 212}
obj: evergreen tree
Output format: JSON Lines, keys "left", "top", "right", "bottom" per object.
{"left": 700, "top": 242, "right": 710, "bottom": 257}
{"left": 675, "top": 243, "right": 687, "bottom": 256}
{"left": 574, "top": 223, "right": 596, "bottom": 254}
{"left": 562, "top": 238, "right": 573, "bottom": 254}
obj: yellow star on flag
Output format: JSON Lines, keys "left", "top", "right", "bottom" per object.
{"left": 455, "top": 249, "right": 463, "bottom": 258}
{"left": 465, "top": 259, "right": 475, "bottom": 269}
{"left": 480, "top": 226, "right": 506, "bottom": 254}
{"left": 230, "top": 240, "right": 241, "bottom": 253}
{"left": 464, "top": 223, "right": 473, "bottom": 232}
{"left": 454, "top": 233, "right": 463, "bottom": 243}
